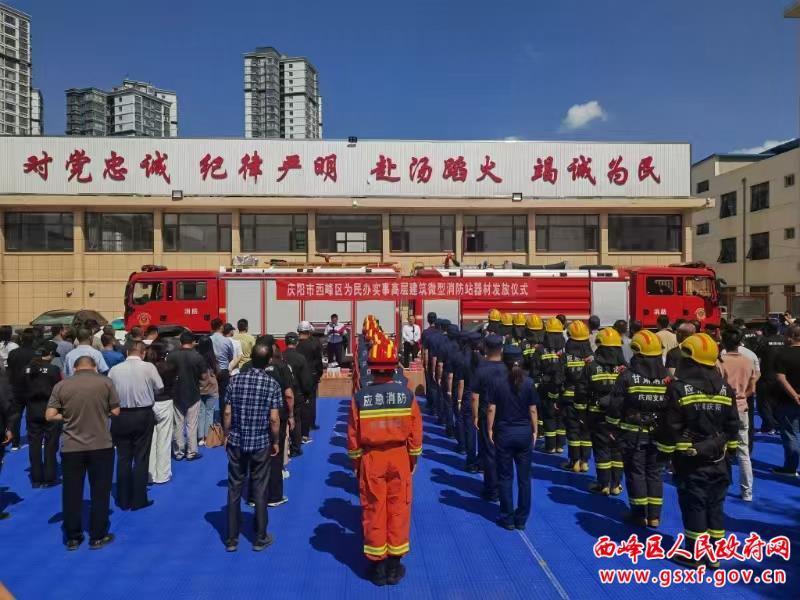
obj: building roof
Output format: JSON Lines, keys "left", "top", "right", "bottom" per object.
{"left": 0, "top": 3, "right": 30, "bottom": 20}
{"left": 691, "top": 138, "right": 799, "bottom": 168}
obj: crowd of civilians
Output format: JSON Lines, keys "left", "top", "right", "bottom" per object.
{"left": 0, "top": 315, "right": 324, "bottom": 552}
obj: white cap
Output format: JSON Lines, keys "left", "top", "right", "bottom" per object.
{"left": 297, "top": 320, "right": 314, "bottom": 333}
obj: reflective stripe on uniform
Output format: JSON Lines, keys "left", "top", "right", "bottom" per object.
{"left": 596, "top": 462, "right": 612, "bottom": 469}
{"left": 409, "top": 446, "right": 422, "bottom": 456}
{"left": 537, "top": 420, "right": 544, "bottom": 426}
{"left": 708, "top": 529, "right": 725, "bottom": 539}
{"left": 568, "top": 441, "right": 581, "bottom": 447}
{"left": 574, "top": 403, "right": 587, "bottom": 410}
{"left": 347, "top": 448, "right": 364, "bottom": 458}
{"left": 541, "top": 353, "right": 560, "bottom": 360}
{"left": 591, "top": 373, "right": 618, "bottom": 381}
{"left": 360, "top": 408, "right": 413, "bottom": 419}
{"left": 567, "top": 361, "right": 586, "bottom": 368}
{"left": 588, "top": 406, "right": 603, "bottom": 413}
{"left": 675, "top": 442, "right": 692, "bottom": 451}
{"left": 685, "top": 530, "right": 707, "bottom": 540}
{"left": 678, "top": 393, "right": 732, "bottom": 407}
{"left": 562, "top": 390, "right": 575, "bottom": 397}
{"left": 547, "top": 392, "right": 560, "bottom": 399}
{"left": 630, "top": 497, "right": 648, "bottom": 506}
{"left": 611, "top": 461, "right": 624, "bottom": 468}
{"left": 726, "top": 441, "right": 738, "bottom": 450}
{"left": 605, "top": 416, "right": 621, "bottom": 426}
{"left": 618, "top": 422, "right": 653, "bottom": 433}
{"left": 579, "top": 441, "right": 593, "bottom": 447}
{"left": 364, "top": 543, "right": 388, "bottom": 556}
{"left": 556, "top": 429, "right": 566, "bottom": 435}
{"left": 628, "top": 385, "right": 667, "bottom": 394}
{"left": 656, "top": 442, "right": 675, "bottom": 453}
{"left": 647, "top": 497, "right": 663, "bottom": 505}
{"left": 388, "top": 542, "right": 410, "bottom": 555}
{"left": 544, "top": 432, "right": 556, "bottom": 437}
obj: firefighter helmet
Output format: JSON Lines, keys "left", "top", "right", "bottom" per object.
{"left": 526, "top": 314, "right": 544, "bottom": 331}
{"left": 368, "top": 339, "right": 397, "bottom": 371}
{"left": 679, "top": 333, "right": 718, "bottom": 367}
{"left": 630, "top": 330, "right": 663, "bottom": 357}
{"left": 545, "top": 316, "right": 564, "bottom": 333}
{"left": 513, "top": 313, "right": 526, "bottom": 327}
{"left": 567, "top": 320, "right": 590, "bottom": 341}
{"left": 488, "top": 309, "right": 502, "bottom": 323}
{"left": 595, "top": 327, "right": 622, "bottom": 347}
{"left": 500, "top": 313, "right": 514, "bottom": 327}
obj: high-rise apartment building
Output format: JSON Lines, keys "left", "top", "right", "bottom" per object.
{"left": 0, "top": 3, "right": 34, "bottom": 135}
{"left": 30, "top": 86, "right": 41, "bottom": 134}
{"left": 244, "top": 46, "right": 322, "bottom": 139}
{"left": 65, "top": 79, "right": 178, "bottom": 137}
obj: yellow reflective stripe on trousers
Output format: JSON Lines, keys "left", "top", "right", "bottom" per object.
{"left": 388, "top": 542, "right": 410, "bottom": 555}
{"left": 360, "top": 408, "right": 413, "bottom": 419}
{"left": 364, "top": 544, "right": 388, "bottom": 556}
{"left": 605, "top": 416, "right": 621, "bottom": 426}
{"left": 408, "top": 446, "right": 422, "bottom": 456}
{"left": 556, "top": 429, "right": 567, "bottom": 435}
{"left": 562, "top": 390, "right": 575, "bottom": 397}
{"left": 679, "top": 394, "right": 732, "bottom": 407}
{"left": 675, "top": 442, "right": 692, "bottom": 451}
{"left": 347, "top": 448, "right": 363, "bottom": 458}
{"left": 726, "top": 441, "right": 738, "bottom": 450}
{"left": 588, "top": 406, "right": 603, "bottom": 413}
{"left": 579, "top": 441, "right": 593, "bottom": 447}
{"left": 630, "top": 497, "right": 648, "bottom": 506}
{"left": 656, "top": 442, "right": 675, "bottom": 453}
{"left": 619, "top": 422, "right": 653, "bottom": 433}
{"left": 685, "top": 530, "right": 707, "bottom": 540}
{"left": 708, "top": 529, "right": 725, "bottom": 538}
{"left": 573, "top": 403, "right": 587, "bottom": 410}
{"left": 596, "top": 462, "right": 612, "bottom": 469}
{"left": 568, "top": 441, "right": 581, "bottom": 447}
{"left": 647, "top": 497, "right": 663, "bottom": 505}
{"left": 611, "top": 461, "right": 624, "bottom": 468}
{"left": 628, "top": 385, "right": 667, "bottom": 394}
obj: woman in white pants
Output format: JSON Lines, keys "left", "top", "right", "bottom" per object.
{"left": 146, "top": 344, "right": 177, "bottom": 484}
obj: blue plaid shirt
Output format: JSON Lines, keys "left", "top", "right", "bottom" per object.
{"left": 225, "top": 368, "right": 283, "bottom": 452}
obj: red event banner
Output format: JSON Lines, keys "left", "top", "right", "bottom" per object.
{"left": 276, "top": 278, "right": 534, "bottom": 300}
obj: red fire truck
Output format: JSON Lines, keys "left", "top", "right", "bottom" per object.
{"left": 124, "top": 262, "right": 720, "bottom": 341}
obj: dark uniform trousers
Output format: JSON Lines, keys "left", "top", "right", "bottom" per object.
{"left": 756, "top": 379, "right": 778, "bottom": 432}
{"left": 441, "top": 376, "right": 455, "bottom": 437}
{"left": 540, "top": 384, "right": 565, "bottom": 452}
{"left": 266, "top": 412, "right": 289, "bottom": 503}
{"left": 621, "top": 435, "right": 664, "bottom": 521}
{"left": 478, "top": 408, "right": 498, "bottom": 498}
{"left": 27, "top": 416, "right": 61, "bottom": 484}
{"left": 562, "top": 393, "right": 592, "bottom": 463}
{"left": 456, "top": 387, "right": 477, "bottom": 467}
{"left": 111, "top": 406, "right": 155, "bottom": 510}
{"left": 302, "top": 380, "right": 319, "bottom": 436}
{"left": 589, "top": 410, "right": 622, "bottom": 489}
{"left": 674, "top": 457, "right": 729, "bottom": 554}
{"left": 424, "top": 366, "right": 438, "bottom": 415}
{"left": 495, "top": 424, "right": 533, "bottom": 528}
{"left": 227, "top": 444, "right": 271, "bottom": 543}
{"left": 290, "top": 397, "right": 306, "bottom": 454}
{"left": 61, "top": 447, "right": 114, "bottom": 542}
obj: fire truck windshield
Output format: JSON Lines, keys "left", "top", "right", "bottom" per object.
{"left": 685, "top": 276, "right": 715, "bottom": 299}
{"left": 132, "top": 281, "right": 163, "bottom": 305}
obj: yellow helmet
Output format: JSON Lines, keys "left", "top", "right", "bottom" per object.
{"left": 513, "top": 313, "right": 527, "bottom": 327}
{"left": 488, "top": 309, "right": 501, "bottom": 323}
{"left": 567, "top": 320, "right": 590, "bottom": 341}
{"left": 545, "top": 316, "right": 564, "bottom": 333}
{"left": 680, "top": 333, "right": 719, "bottom": 367}
{"left": 595, "top": 327, "right": 622, "bottom": 347}
{"left": 526, "top": 314, "right": 543, "bottom": 331}
{"left": 630, "top": 330, "right": 663, "bottom": 357}
{"left": 500, "top": 312, "right": 514, "bottom": 327}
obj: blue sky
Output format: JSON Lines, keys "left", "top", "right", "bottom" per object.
{"left": 12, "top": 0, "right": 798, "bottom": 159}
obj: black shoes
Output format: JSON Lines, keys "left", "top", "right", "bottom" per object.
{"left": 771, "top": 467, "right": 799, "bottom": 477}
{"left": 496, "top": 519, "right": 515, "bottom": 531}
{"left": 65, "top": 536, "right": 84, "bottom": 551}
{"left": 370, "top": 560, "right": 387, "bottom": 586}
{"left": 186, "top": 453, "right": 203, "bottom": 461}
{"left": 386, "top": 557, "right": 406, "bottom": 585}
{"left": 311, "top": 424, "right": 321, "bottom": 431}
{"left": 466, "top": 464, "right": 480, "bottom": 474}
{"left": 225, "top": 539, "right": 238, "bottom": 552}
{"left": 89, "top": 534, "right": 115, "bottom": 550}
{"left": 253, "top": 533, "right": 274, "bottom": 552}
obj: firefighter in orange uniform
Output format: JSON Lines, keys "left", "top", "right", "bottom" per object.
{"left": 347, "top": 336, "right": 423, "bottom": 587}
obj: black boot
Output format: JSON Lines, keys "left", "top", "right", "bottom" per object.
{"left": 369, "top": 560, "right": 387, "bottom": 586}
{"left": 386, "top": 556, "right": 406, "bottom": 585}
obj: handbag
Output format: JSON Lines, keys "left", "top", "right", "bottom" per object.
{"left": 205, "top": 423, "right": 226, "bottom": 448}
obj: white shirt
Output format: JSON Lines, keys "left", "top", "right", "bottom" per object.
{"left": 231, "top": 338, "right": 243, "bottom": 375}
{"left": 402, "top": 323, "right": 421, "bottom": 344}
{"left": 108, "top": 356, "right": 163, "bottom": 408}
{"left": 0, "top": 340, "right": 19, "bottom": 369}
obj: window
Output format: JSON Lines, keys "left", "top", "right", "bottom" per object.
{"left": 390, "top": 215, "right": 455, "bottom": 253}
{"left": 535, "top": 215, "right": 598, "bottom": 252}
{"left": 786, "top": 227, "right": 796, "bottom": 240}
{"left": 750, "top": 182, "right": 769, "bottom": 212}
{"left": 718, "top": 238, "right": 736, "bottom": 263}
{"left": 646, "top": 277, "right": 674, "bottom": 295}
{"left": 176, "top": 280, "right": 207, "bottom": 300}
{"left": 5, "top": 212, "right": 73, "bottom": 251}
{"left": 86, "top": 213, "right": 153, "bottom": 252}
{"left": 696, "top": 180, "right": 709, "bottom": 194}
{"left": 785, "top": 174, "right": 795, "bottom": 188}
{"left": 132, "top": 281, "right": 162, "bottom": 305}
{"left": 463, "top": 215, "right": 527, "bottom": 253}
{"left": 608, "top": 215, "right": 682, "bottom": 252}
{"left": 719, "top": 192, "right": 737, "bottom": 218}
{"left": 696, "top": 222, "right": 710, "bottom": 235}
{"left": 747, "top": 232, "right": 769, "bottom": 261}
{"left": 240, "top": 214, "right": 307, "bottom": 252}
{"left": 163, "top": 213, "right": 231, "bottom": 252}
{"left": 316, "top": 214, "right": 382, "bottom": 253}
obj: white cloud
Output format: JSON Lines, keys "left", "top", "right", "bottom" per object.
{"left": 731, "top": 139, "right": 791, "bottom": 155}
{"left": 560, "top": 100, "right": 608, "bottom": 131}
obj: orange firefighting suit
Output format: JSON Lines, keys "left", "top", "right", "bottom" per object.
{"left": 347, "top": 380, "right": 423, "bottom": 561}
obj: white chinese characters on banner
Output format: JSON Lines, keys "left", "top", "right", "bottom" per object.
{"left": 277, "top": 278, "right": 530, "bottom": 300}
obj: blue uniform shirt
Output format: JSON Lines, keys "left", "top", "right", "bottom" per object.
{"left": 488, "top": 373, "right": 539, "bottom": 427}
{"left": 471, "top": 358, "right": 507, "bottom": 413}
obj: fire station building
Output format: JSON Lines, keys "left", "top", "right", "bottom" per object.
{"left": 0, "top": 137, "right": 706, "bottom": 325}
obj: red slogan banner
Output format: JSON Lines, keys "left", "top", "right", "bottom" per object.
{"left": 276, "top": 278, "right": 533, "bottom": 300}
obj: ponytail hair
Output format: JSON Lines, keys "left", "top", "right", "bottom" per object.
{"left": 508, "top": 360, "right": 525, "bottom": 392}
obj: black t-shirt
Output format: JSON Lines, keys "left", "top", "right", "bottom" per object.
{"left": 665, "top": 347, "right": 682, "bottom": 370}
{"left": 24, "top": 362, "right": 61, "bottom": 421}
{"left": 297, "top": 337, "right": 324, "bottom": 380}
{"left": 775, "top": 346, "right": 800, "bottom": 404}
{"left": 7, "top": 346, "right": 36, "bottom": 395}
{"left": 167, "top": 348, "right": 206, "bottom": 408}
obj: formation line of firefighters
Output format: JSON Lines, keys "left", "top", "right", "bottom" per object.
{"left": 345, "top": 309, "right": 739, "bottom": 585}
